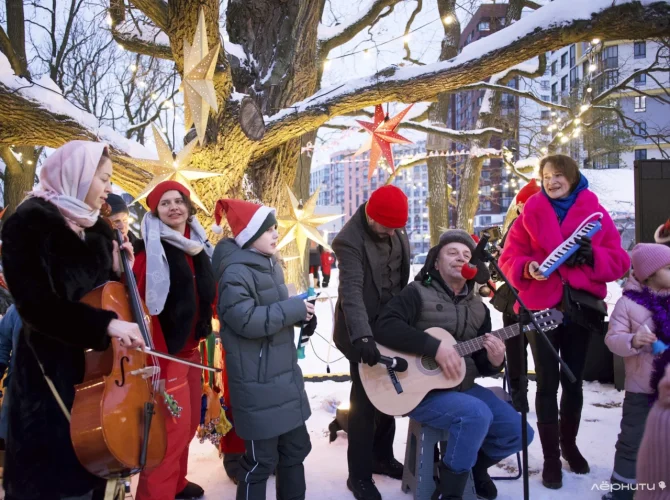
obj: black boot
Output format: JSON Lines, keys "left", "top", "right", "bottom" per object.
{"left": 347, "top": 477, "right": 381, "bottom": 500}
{"left": 537, "top": 423, "right": 563, "bottom": 489}
{"left": 431, "top": 462, "right": 470, "bottom": 500}
{"left": 509, "top": 378, "right": 529, "bottom": 414}
{"left": 559, "top": 413, "right": 590, "bottom": 474}
{"left": 600, "top": 477, "right": 636, "bottom": 500}
{"left": 175, "top": 481, "right": 204, "bottom": 499}
{"left": 223, "top": 453, "right": 244, "bottom": 485}
{"left": 471, "top": 451, "right": 499, "bottom": 500}
{"left": 371, "top": 457, "right": 403, "bottom": 479}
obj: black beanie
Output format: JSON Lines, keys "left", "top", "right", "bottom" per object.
{"left": 106, "top": 194, "right": 129, "bottom": 216}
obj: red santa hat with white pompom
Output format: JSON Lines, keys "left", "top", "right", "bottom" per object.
{"left": 212, "top": 199, "right": 277, "bottom": 249}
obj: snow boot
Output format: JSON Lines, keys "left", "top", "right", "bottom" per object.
{"left": 431, "top": 462, "right": 470, "bottom": 500}
{"left": 537, "top": 422, "right": 563, "bottom": 489}
{"left": 346, "top": 477, "right": 382, "bottom": 500}
{"left": 371, "top": 457, "right": 404, "bottom": 480}
{"left": 471, "top": 451, "right": 499, "bottom": 500}
{"left": 600, "top": 477, "right": 636, "bottom": 500}
{"left": 175, "top": 481, "right": 204, "bottom": 499}
{"left": 509, "top": 378, "right": 529, "bottom": 414}
{"left": 559, "top": 413, "right": 590, "bottom": 474}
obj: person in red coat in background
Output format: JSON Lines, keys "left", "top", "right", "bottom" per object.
{"left": 133, "top": 181, "right": 216, "bottom": 500}
{"left": 319, "top": 245, "right": 334, "bottom": 288}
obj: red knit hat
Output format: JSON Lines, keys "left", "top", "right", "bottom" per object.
{"left": 516, "top": 179, "right": 541, "bottom": 205}
{"left": 147, "top": 180, "right": 190, "bottom": 211}
{"left": 213, "top": 199, "right": 277, "bottom": 249}
{"left": 365, "top": 185, "right": 408, "bottom": 229}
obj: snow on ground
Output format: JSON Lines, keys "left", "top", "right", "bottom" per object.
{"left": 141, "top": 269, "right": 627, "bottom": 500}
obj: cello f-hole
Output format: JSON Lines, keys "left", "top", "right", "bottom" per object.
{"left": 115, "top": 356, "right": 130, "bottom": 387}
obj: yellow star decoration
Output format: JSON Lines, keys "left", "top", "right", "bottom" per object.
{"left": 276, "top": 185, "right": 344, "bottom": 264}
{"left": 183, "top": 8, "right": 219, "bottom": 144}
{"left": 131, "top": 124, "right": 221, "bottom": 214}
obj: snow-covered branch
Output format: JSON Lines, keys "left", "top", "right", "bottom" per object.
{"left": 318, "top": 0, "right": 404, "bottom": 56}
{"left": 462, "top": 81, "right": 570, "bottom": 113}
{"left": 0, "top": 26, "right": 23, "bottom": 76}
{"left": 111, "top": 30, "right": 173, "bottom": 60}
{"left": 401, "top": 121, "right": 503, "bottom": 140}
{"left": 259, "top": 0, "right": 670, "bottom": 160}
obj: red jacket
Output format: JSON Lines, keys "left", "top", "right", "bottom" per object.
{"left": 499, "top": 189, "right": 630, "bottom": 311}
{"left": 321, "top": 251, "right": 333, "bottom": 274}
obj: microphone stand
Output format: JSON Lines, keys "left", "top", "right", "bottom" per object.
{"left": 479, "top": 238, "right": 575, "bottom": 500}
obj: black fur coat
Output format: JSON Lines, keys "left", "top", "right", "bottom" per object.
{"left": 1, "top": 198, "right": 118, "bottom": 499}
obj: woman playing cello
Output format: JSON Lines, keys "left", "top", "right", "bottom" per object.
{"left": 133, "top": 180, "right": 215, "bottom": 500}
{"left": 0, "top": 141, "right": 145, "bottom": 500}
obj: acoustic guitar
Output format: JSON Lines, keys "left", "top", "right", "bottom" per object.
{"left": 360, "top": 309, "right": 563, "bottom": 416}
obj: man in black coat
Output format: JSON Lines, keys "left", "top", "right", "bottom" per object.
{"left": 105, "top": 193, "right": 141, "bottom": 251}
{"left": 332, "top": 185, "right": 410, "bottom": 500}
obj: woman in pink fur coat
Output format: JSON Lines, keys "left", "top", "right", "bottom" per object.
{"left": 499, "top": 154, "right": 630, "bottom": 490}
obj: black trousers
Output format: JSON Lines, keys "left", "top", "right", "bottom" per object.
{"left": 503, "top": 312, "right": 528, "bottom": 386}
{"left": 612, "top": 391, "right": 651, "bottom": 483}
{"left": 236, "top": 424, "right": 312, "bottom": 500}
{"left": 347, "top": 361, "right": 396, "bottom": 480}
{"left": 526, "top": 323, "right": 591, "bottom": 423}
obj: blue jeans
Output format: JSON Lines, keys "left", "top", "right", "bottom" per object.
{"left": 409, "top": 384, "right": 534, "bottom": 473}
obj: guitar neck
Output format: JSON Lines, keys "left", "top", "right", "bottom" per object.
{"left": 453, "top": 323, "right": 527, "bottom": 358}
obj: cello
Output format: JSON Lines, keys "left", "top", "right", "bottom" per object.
{"left": 70, "top": 226, "right": 167, "bottom": 478}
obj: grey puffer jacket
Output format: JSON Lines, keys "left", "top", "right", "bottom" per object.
{"left": 213, "top": 239, "right": 311, "bottom": 441}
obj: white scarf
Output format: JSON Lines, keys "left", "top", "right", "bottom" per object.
{"left": 141, "top": 213, "right": 214, "bottom": 315}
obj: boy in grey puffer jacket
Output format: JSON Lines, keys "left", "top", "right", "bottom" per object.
{"left": 212, "top": 199, "right": 316, "bottom": 500}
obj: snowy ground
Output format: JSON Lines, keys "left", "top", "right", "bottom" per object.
{"left": 167, "top": 269, "right": 627, "bottom": 500}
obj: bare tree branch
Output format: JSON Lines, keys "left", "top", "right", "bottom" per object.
{"left": 403, "top": 0, "right": 425, "bottom": 66}
{"left": 401, "top": 121, "right": 503, "bottom": 140}
{"left": 128, "top": 0, "right": 169, "bottom": 33}
{"left": 318, "top": 0, "right": 405, "bottom": 56}
{"left": 460, "top": 80, "right": 570, "bottom": 112}
{"left": 111, "top": 29, "right": 173, "bottom": 59}
{"left": 0, "top": 26, "right": 24, "bottom": 76}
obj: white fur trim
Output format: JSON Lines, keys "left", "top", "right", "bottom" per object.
{"left": 211, "top": 224, "right": 223, "bottom": 234}
{"left": 235, "top": 205, "right": 276, "bottom": 248}
{"left": 655, "top": 224, "right": 670, "bottom": 244}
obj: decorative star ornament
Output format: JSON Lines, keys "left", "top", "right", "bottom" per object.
{"left": 183, "top": 8, "right": 219, "bottom": 144}
{"left": 355, "top": 104, "right": 414, "bottom": 180}
{"left": 131, "top": 124, "right": 221, "bottom": 213}
{"left": 276, "top": 185, "right": 343, "bottom": 264}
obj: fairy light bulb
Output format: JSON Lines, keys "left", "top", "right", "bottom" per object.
{"left": 580, "top": 104, "right": 590, "bottom": 112}
{"left": 106, "top": 14, "right": 113, "bottom": 26}
{"left": 561, "top": 136, "right": 569, "bottom": 143}
{"left": 130, "top": 64, "right": 137, "bottom": 72}
{"left": 586, "top": 87, "right": 593, "bottom": 93}
{"left": 574, "top": 118, "right": 581, "bottom": 125}
{"left": 592, "top": 38, "right": 601, "bottom": 44}
{"left": 443, "top": 15, "right": 455, "bottom": 25}
{"left": 403, "top": 34, "right": 411, "bottom": 44}
{"left": 323, "top": 60, "right": 332, "bottom": 70}
{"left": 541, "top": 147, "right": 548, "bottom": 153}
{"left": 589, "top": 64, "right": 597, "bottom": 72}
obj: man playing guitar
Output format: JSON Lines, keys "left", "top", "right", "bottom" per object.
{"left": 374, "top": 230, "right": 534, "bottom": 500}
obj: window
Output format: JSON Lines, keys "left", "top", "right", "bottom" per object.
{"left": 479, "top": 201, "right": 492, "bottom": 211}
{"left": 551, "top": 83, "right": 558, "bottom": 102}
{"left": 582, "top": 61, "right": 590, "bottom": 78}
{"left": 561, "top": 52, "right": 568, "bottom": 68}
{"left": 634, "top": 41, "right": 646, "bottom": 59}
{"left": 477, "top": 96, "right": 483, "bottom": 107}
{"left": 481, "top": 170, "right": 491, "bottom": 179}
{"left": 541, "top": 110, "right": 550, "bottom": 119}
{"left": 634, "top": 121, "right": 647, "bottom": 135}
{"left": 502, "top": 197, "right": 511, "bottom": 209}
{"left": 540, "top": 81, "right": 551, "bottom": 90}
{"left": 570, "top": 67, "right": 579, "bottom": 86}
{"left": 634, "top": 96, "right": 647, "bottom": 112}
{"left": 601, "top": 45, "right": 619, "bottom": 70}
{"left": 480, "top": 185, "right": 492, "bottom": 196}
{"left": 634, "top": 73, "right": 647, "bottom": 86}
{"left": 541, "top": 95, "right": 550, "bottom": 102}
{"left": 551, "top": 61, "right": 557, "bottom": 76}
{"left": 478, "top": 21, "right": 490, "bottom": 31}
{"left": 635, "top": 149, "right": 648, "bottom": 161}
{"left": 561, "top": 75, "right": 568, "bottom": 93}
{"left": 480, "top": 216, "right": 492, "bottom": 225}
{"left": 569, "top": 45, "right": 576, "bottom": 67}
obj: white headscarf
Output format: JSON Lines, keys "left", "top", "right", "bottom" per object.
{"left": 141, "top": 212, "right": 214, "bottom": 315}
{"left": 25, "top": 141, "right": 108, "bottom": 229}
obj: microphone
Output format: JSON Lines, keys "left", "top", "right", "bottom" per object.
{"left": 378, "top": 355, "right": 408, "bottom": 372}
{"left": 461, "top": 234, "right": 491, "bottom": 285}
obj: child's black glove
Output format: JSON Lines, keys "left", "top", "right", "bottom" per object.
{"left": 302, "top": 315, "right": 317, "bottom": 338}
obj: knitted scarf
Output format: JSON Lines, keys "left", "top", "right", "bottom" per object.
{"left": 623, "top": 286, "right": 670, "bottom": 403}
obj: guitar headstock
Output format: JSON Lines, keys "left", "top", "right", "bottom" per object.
{"left": 531, "top": 309, "right": 563, "bottom": 333}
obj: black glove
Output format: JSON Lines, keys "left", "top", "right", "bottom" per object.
{"left": 301, "top": 315, "right": 317, "bottom": 338}
{"left": 565, "top": 236, "right": 594, "bottom": 267}
{"left": 352, "top": 337, "right": 381, "bottom": 366}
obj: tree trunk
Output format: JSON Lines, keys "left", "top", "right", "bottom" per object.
{"left": 1, "top": 146, "right": 39, "bottom": 217}
{"left": 426, "top": 0, "right": 459, "bottom": 245}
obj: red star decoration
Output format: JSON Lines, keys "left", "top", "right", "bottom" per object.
{"left": 355, "top": 104, "right": 414, "bottom": 180}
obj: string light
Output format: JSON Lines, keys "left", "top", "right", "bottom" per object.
{"left": 580, "top": 104, "right": 590, "bottom": 112}
{"left": 137, "top": 80, "right": 147, "bottom": 88}
{"left": 550, "top": 111, "right": 556, "bottom": 117}
{"left": 541, "top": 147, "right": 548, "bottom": 153}
{"left": 589, "top": 64, "right": 597, "bottom": 72}
{"left": 363, "top": 49, "right": 370, "bottom": 58}
{"left": 151, "top": 93, "right": 159, "bottom": 100}
{"left": 560, "top": 136, "right": 569, "bottom": 143}
{"left": 130, "top": 64, "right": 137, "bottom": 72}
{"left": 491, "top": 187, "right": 495, "bottom": 192}
{"left": 403, "top": 34, "right": 411, "bottom": 44}
{"left": 586, "top": 87, "right": 593, "bottom": 93}
{"left": 106, "top": 14, "right": 113, "bottom": 26}
{"left": 591, "top": 38, "right": 601, "bottom": 44}
{"left": 117, "top": 44, "right": 124, "bottom": 51}
{"left": 323, "top": 60, "right": 332, "bottom": 70}
{"left": 574, "top": 117, "right": 581, "bottom": 125}
{"left": 478, "top": 189, "right": 482, "bottom": 195}
{"left": 574, "top": 127, "right": 582, "bottom": 135}
{"left": 557, "top": 132, "right": 564, "bottom": 137}
{"left": 161, "top": 127, "right": 167, "bottom": 133}
{"left": 26, "top": 160, "right": 33, "bottom": 165}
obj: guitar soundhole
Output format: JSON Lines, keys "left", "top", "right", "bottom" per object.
{"left": 420, "top": 356, "right": 440, "bottom": 371}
